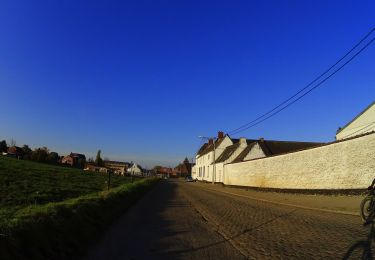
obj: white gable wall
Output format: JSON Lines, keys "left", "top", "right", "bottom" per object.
{"left": 244, "top": 143, "right": 266, "bottom": 161}
{"left": 214, "top": 139, "right": 248, "bottom": 183}
{"left": 336, "top": 103, "right": 375, "bottom": 140}
{"left": 195, "top": 135, "right": 233, "bottom": 182}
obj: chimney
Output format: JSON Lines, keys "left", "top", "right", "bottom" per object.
{"left": 218, "top": 131, "right": 224, "bottom": 139}
{"left": 239, "top": 138, "right": 247, "bottom": 144}
{"left": 259, "top": 137, "right": 264, "bottom": 142}
{"left": 208, "top": 139, "right": 214, "bottom": 145}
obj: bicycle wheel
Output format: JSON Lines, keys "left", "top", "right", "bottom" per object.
{"left": 360, "top": 196, "right": 374, "bottom": 223}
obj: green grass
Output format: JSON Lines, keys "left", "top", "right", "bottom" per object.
{"left": 1, "top": 178, "right": 159, "bottom": 259}
{"left": 0, "top": 156, "right": 159, "bottom": 259}
{"left": 0, "top": 156, "right": 130, "bottom": 219}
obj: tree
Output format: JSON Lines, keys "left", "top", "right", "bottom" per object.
{"left": 46, "top": 152, "right": 59, "bottom": 164}
{"left": 95, "top": 150, "right": 104, "bottom": 166}
{"left": 0, "top": 140, "right": 7, "bottom": 153}
{"left": 31, "top": 147, "right": 48, "bottom": 163}
{"left": 21, "top": 145, "right": 32, "bottom": 160}
{"left": 77, "top": 158, "right": 86, "bottom": 169}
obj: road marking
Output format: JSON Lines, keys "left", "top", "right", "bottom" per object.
{"left": 194, "top": 185, "right": 360, "bottom": 217}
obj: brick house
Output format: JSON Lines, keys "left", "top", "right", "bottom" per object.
{"left": 7, "top": 146, "right": 23, "bottom": 158}
{"left": 61, "top": 153, "right": 86, "bottom": 168}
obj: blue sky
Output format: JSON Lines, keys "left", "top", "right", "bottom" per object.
{"left": 1, "top": 0, "right": 374, "bottom": 168}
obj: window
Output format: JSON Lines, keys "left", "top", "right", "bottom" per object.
{"left": 207, "top": 166, "right": 209, "bottom": 178}
{"left": 203, "top": 166, "right": 205, "bottom": 177}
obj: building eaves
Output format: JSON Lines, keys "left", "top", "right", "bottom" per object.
{"left": 337, "top": 101, "right": 375, "bottom": 134}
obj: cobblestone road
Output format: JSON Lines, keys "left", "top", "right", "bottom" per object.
{"left": 89, "top": 180, "right": 375, "bottom": 259}
{"left": 181, "top": 182, "right": 374, "bottom": 259}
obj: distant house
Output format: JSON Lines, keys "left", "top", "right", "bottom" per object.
{"left": 195, "top": 132, "right": 325, "bottom": 183}
{"left": 194, "top": 131, "right": 255, "bottom": 182}
{"left": 127, "top": 163, "right": 143, "bottom": 176}
{"left": 84, "top": 164, "right": 110, "bottom": 174}
{"left": 174, "top": 157, "right": 193, "bottom": 178}
{"left": 104, "top": 160, "right": 131, "bottom": 175}
{"left": 7, "top": 146, "right": 23, "bottom": 159}
{"left": 155, "top": 167, "right": 173, "bottom": 178}
{"left": 336, "top": 101, "right": 375, "bottom": 140}
{"left": 61, "top": 153, "right": 86, "bottom": 168}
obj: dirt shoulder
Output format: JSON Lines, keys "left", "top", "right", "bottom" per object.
{"left": 193, "top": 182, "right": 363, "bottom": 216}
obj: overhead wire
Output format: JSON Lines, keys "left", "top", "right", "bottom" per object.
{"left": 228, "top": 28, "right": 375, "bottom": 136}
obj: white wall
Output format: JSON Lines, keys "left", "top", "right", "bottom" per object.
{"left": 214, "top": 139, "right": 248, "bottom": 183}
{"left": 195, "top": 136, "right": 233, "bottom": 182}
{"left": 336, "top": 103, "right": 375, "bottom": 140}
{"left": 192, "top": 165, "right": 196, "bottom": 179}
{"left": 244, "top": 143, "right": 266, "bottom": 160}
{"left": 224, "top": 133, "right": 375, "bottom": 189}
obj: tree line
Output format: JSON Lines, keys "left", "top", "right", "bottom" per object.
{"left": 1, "top": 139, "right": 106, "bottom": 169}
{"left": 1, "top": 140, "right": 62, "bottom": 164}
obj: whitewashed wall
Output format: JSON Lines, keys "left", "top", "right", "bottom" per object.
{"left": 336, "top": 103, "right": 375, "bottom": 140}
{"left": 244, "top": 143, "right": 266, "bottom": 160}
{"left": 224, "top": 133, "right": 375, "bottom": 189}
{"left": 196, "top": 136, "right": 233, "bottom": 182}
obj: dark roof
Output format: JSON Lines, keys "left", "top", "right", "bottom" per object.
{"left": 337, "top": 101, "right": 375, "bottom": 134}
{"left": 198, "top": 136, "right": 257, "bottom": 157}
{"left": 197, "top": 143, "right": 208, "bottom": 156}
{"left": 199, "top": 137, "right": 226, "bottom": 156}
{"left": 105, "top": 160, "right": 130, "bottom": 166}
{"left": 257, "top": 139, "right": 325, "bottom": 156}
{"left": 231, "top": 142, "right": 257, "bottom": 163}
{"left": 215, "top": 142, "right": 241, "bottom": 163}
{"left": 70, "top": 153, "right": 86, "bottom": 159}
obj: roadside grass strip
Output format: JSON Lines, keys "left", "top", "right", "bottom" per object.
{"left": 0, "top": 178, "right": 159, "bottom": 260}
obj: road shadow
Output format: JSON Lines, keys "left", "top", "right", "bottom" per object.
{"left": 87, "top": 179, "right": 297, "bottom": 260}
{"left": 161, "top": 207, "right": 298, "bottom": 256}
{"left": 343, "top": 221, "right": 374, "bottom": 259}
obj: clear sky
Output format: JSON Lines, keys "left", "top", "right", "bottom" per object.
{"left": 1, "top": 0, "right": 374, "bottom": 168}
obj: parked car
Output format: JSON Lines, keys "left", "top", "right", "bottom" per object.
{"left": 185, "top": 176, "right": 194, "bottom": 182}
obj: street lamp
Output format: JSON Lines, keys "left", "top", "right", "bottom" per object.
{"left": 198, "top": 136, "right": 216, "bottom": 184}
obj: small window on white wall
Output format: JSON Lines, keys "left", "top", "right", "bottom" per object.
{"left": 208, "top": 154, "right": 210, "bottom": 160}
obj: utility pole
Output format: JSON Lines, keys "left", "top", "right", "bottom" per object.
{"left": 198, "top": 136, "right": 216, "bottom": 185}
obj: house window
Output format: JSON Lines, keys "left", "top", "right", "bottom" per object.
{"left": 203, "top": 167, "right": 205, "bottom": 177}
{"left": 207, "top": 166, "right": 209, "bottom": 178}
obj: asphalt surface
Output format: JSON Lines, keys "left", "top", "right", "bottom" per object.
{"left": 87, "top": 180, "right": 375, "bottom": 259}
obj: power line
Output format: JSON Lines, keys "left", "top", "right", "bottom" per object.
{"left": 228, "top": 28, "right": 375, "bottom": 136}
{"left": 230, "top": 36, "right": 375, "bottom": 135}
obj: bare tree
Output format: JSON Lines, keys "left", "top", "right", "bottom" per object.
{"left": 9, "top": 138, "right": 16, "bottom": 147}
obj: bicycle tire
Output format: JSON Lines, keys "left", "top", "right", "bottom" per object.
{"left": 360, "top": 196, "right": 374, "bottom": 223}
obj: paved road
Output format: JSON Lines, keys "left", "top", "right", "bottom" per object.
{"left": 88, "top": 180, "right": 374, "bottom": 259}
{"left": 87, "top": 180, "right": 245, "bottom": 260}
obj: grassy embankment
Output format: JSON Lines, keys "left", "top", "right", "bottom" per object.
{"left": 0, "top": 156, "right": 158, "bottom": 259}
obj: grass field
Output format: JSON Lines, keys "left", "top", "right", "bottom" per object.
{"left": 0, "top": 156, "right": 130, "bottom": 218}
{"left": 0, "top": 156, "right": 158, "bottom": 259}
